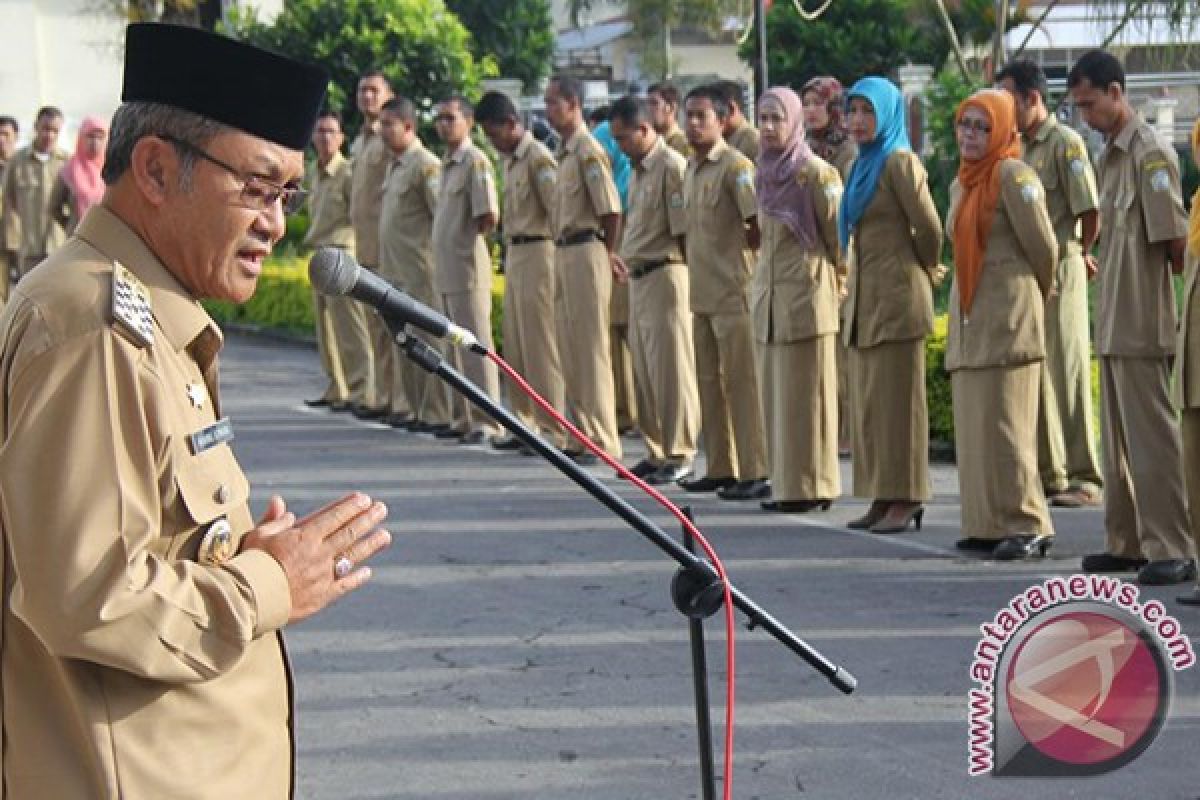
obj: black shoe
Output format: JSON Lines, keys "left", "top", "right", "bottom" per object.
{"left": 717, "top": 478, "right": 771, "bottom": 501}
{"left": 761, "top": 499, "right": 832, "bottom": 513}
{"left": 992, "top": 534, "right": 1053, "bottom": 561}
{"left": 491, "top": 435, "right": 524, "bottom": 451}
{"left": 409, "top": 419, "right": 438, "bottom": 433}
{"left": 435, "top": 426, "right": 464, "bottom": 439}
{"left": 1082, "top": 552, "right": 1149, "bottom": 573}
{"left": 678, "top": 475, "right": 737, "bottom": 493}
{"left": 617, "top": 459, "right": 659, "bottom": 480}
{"left": 1138, "top": 559, "right": 1198, "bottom": 586}
{"left": 1177, "top": 587, "right": 1200, "bottom": 606}
{"left": 956, "top": 537, "right": 998, "bottom": 553}
{"left": 646, "top": 463, "right": 693, "bottom": 485}
{"left": 385, "top": 413, "right": 414, "bottom": 428}
{"left": 353, "top": 405, "right": 387, "bottom": 421}
{"left": 565, "top": 450, "right": 598, "bottom": 466}
{"left": 329, "top": 401, "right": 353, "bottom": 413}
{"left": 304, "top": 397, "right": 332, "bottom": 408}
{"left": 459, "top": 430, "right": 488, "bottom": 446}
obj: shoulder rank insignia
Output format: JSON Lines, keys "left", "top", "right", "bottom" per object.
{"left": 111, "top": 262, "right": 154, "bottom": 347}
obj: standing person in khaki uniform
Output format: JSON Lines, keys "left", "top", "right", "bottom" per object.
{"left": 347, "top": 70, "right": 393, "bottom": 420}
{"left": 997, "top": 59, "right": 1104, "bottom": 509}
{"left": 49, "top": 116, "right": 109, "bottom": 235}
{"left": 544, "top": 74, "right": 624, "bottom": 463}
{"left": 679, "top": 84, "right": 769, "bottom": 499}
{"left": 0, "top": 115, "right": 17, "bottom": 303}
{"left": 0, "top": 24, "right": 391, "bottom": 798}
{"left": 432, "top": 96, "right": 502, "bottom": 445}
{"left": 303, "top": 109, "right": 371, "bottom": 412}
{"left": 609, "top": 95, "right": 700, "bottom": 485}
{"left": 476, "top": 91, "right": 567, "bottom": 452}
{"left": 2, "top": 106, "right": 68, "bottom": 280}
{"left": 648, "top": 82, "right": 690, "bottom": 158}
{"left": 1175, "top": 121, "right": 1200, "bottom": 605}
{"left": 753, "top": 87, "right": 843, "bottom": 512}
{"left": 378, "top": 97, "right": 451, "bottom": 432}
{"left": 946, "top": 90, "right": 1057, "bottom": 561}
{"left": 1068, "top": 50, "right": 1196, "bottom": 585}
{"left": 840, "top": 76, "right": 942, "bottom": 534}
{"left": 714, "top": 80, "right": 761, "bottom": 162}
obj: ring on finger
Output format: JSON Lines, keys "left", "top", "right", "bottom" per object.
{"left": 333, "top": 555, "right": 354, "bottom": 579}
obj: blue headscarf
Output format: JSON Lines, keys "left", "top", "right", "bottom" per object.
{"left": 838, "top": 76, "right": 911, "bottom": 250}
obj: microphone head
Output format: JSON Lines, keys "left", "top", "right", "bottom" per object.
{"left": 308, "top": 246, "right": 358, "bottom": 296}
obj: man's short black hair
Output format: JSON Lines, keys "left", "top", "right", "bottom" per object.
{"left": 550, "top": 74, "right": 585, "bottom": 105}
{"left": 685, "top": 85, "right": 730, "bottom": 120}
{"left": 35, "top": 106, "right": 63, "bottom": 124}
{"left": 381, "top": 96, "right": 417, "bottom": 124}
{"left": 360, "top": 69, "right": 392, "bottom": 88}
{"left": 1067, "top": 49, "right": 1125, "bottom": 92}
{"left": 316, "top": 108, "right": 343, "bottom": 126}
{"left": 0, "top": 116, "right": 17, "bottom": 134}
{"left": 609, "top": 95, "right": 651, "bottom": 129}
{"left": 712, "top": 80, "right": 745, "bottom": 113}
{"left": 647, "top": 82, "right": 680, "bottom": 109}
{"left": 439, "top": 95, "right": 474, "bottom": 119}
{"left": 476, "top": 91, "right": 519, "bottom": 126}
{"left": 588, "top": 105, "right": 610, "bottom": 125}
{"left": 995, "top": 59, "right": 1049, "bottom": 105}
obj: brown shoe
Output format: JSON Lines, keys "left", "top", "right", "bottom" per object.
{"left": 1051, "top": 487, "right": 1102, "bottom": 508}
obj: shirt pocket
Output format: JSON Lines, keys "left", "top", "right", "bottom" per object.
{"left": 173, "top": 445, "right": 251, "bottom": 558}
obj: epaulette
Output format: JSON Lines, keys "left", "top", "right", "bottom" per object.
{"left": 111, "top": 261, "right": 155, "bottom": 348}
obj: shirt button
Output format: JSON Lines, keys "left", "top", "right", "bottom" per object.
{"left": 214, "top": 485, "right": 230, "bottom": 505}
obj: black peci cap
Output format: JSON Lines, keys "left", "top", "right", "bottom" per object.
{"left": 121, "top": 23, "right": 328, "bottom": 150}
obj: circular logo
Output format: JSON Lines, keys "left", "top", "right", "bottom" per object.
{"left": 1004, "top": 610, "right": 1169, "bottom": 773}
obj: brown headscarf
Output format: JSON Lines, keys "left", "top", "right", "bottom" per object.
{"left": 756, "top": 87, "right": 819, "bottom": 249}
{"left": 952, "top": 89, "right": 1021, "bottom": 314}
{"left": 801, "top": 76, "right": 848, "bottom": 162}
{"left": 1188, "top": 119, "right": 1200, "bottom": 260}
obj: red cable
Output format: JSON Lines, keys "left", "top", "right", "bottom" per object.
{"left": 487, "top": 349, "right": 737, "bottom": 800}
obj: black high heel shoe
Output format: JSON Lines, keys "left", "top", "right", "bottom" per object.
{"left": 761, "top": 498, "right": 833, "bottom": 513}
{"left": 992, "top": 534, "right": 1053, "bottom": 561}
{"left": 847, "top": 499, "right": 888, "bottom": 530}
{"left": 868, "top": 503, "right": 924, "bottom": 534}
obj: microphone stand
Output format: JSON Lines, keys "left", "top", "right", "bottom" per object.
{"left": 388, "top": 318, "right": 857, "bottom": 795}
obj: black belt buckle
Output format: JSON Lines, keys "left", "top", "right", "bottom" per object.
{"left": 630, "top": 258, "right": 673, "bottom": 280}
{"left": 555, "top": 230, "right": 600, "bottom": 247}
{"left": 508, "top": 234, "right": 550, "bottom": 246}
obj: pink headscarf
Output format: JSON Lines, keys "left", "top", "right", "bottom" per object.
{"left": 61, "top": 116, "right": 107, "bottom": 220}
{"left": 755, "top": 87, "right": 818, "bottom": 249}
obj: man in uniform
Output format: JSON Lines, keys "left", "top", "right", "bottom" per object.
{"left": 0, "top": 24, "right": 391, "bottom": 798}
{"left": 0, "top": 115, "right": 16, "bottom": 303}
{"left": 432, "top": 95, "right": 502, "bottom": 445}
{"left": 1068, "top": 49, "right": 1196, "bottom": 585}
{"left": 647, "top": 82, "right": 690, "bottom": 157}
{"left": 544, "top": 74, "right": 625, "bottom": 463}
{"left": 997, "top": 59, "right": 1104, "bottom": 509}
{"left": 348, "top": 70, "right": 393, "bottom": 420}
{"left": 714, "top": 80, "right": 760, "bottom": 161}
{"left": 609, "top": 95, "right": 700, "bottom": 485}
{"left": 476, "top": 91, "right": 567, "bottom": 452}
{"left": 679, "top": 84, "right": 769, "bottom": 500}
{"left": 2, "top": 106, "right": 68, "bottom": 281}
{"left": 378, "top": 96, "right": 453, "bottom": 435}
{"left": 303, "top": 109, "right": 372, "bottom": 413}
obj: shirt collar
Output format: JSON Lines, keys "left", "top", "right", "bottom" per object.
{"left": 1030, "top": 114, "right": 1056, "bottom": 144}
{"left": 319, "top": 150, "right": 346, "bottom": 177}
{"left": 398, "top": 139, "right": 427, "bottom": 167}
{"left": 1111, "top": 113, "right": 1140, "bottom": 152}
{"left": 446, "top": 140, "right": 471, "bottom": 164}
{"left": 75, "top": 205, "right": 220, "bottom": 355}
{"left": 701, "top": 138, "right": 729, "bottom": 164}
{"left": 638, "top": 137, "right": 667, "bottom": 172}
{"left": 563, "top": 126, "right": 587, "bottom": 155}
{"left": 514, "top": 131, "right": 534, "bottom": 161}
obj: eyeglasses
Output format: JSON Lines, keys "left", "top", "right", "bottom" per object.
{"left": 159, "top": 135, "right": 308, "bottom": 215}
{"left": 956, "top": 119, "right": 992, "bottom": 135}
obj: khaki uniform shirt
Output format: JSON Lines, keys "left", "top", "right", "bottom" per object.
{"left": 553, "top": 127, "right": 622, "bottom": 240}
{"left": 503, "top": 131, "right": 556, "bottom": 239}
{"left": 0, "top": 206, "right": 293, "bottom": 798}
{"left": 945, "top": 160, "right": 1057, "bottom": 370}
{"left": 1022, "top": 115, "right": 1099, "bottom": 267}
{"left": 825, "top": 137, "right": 858, "bottom": 184}
{"left": 349, "top": 122, "right": 390, "bottom": 267}
{"left": 304, "top": 150, "right": 355, "bottom": 252}
{"left": 1093, "top": 115, "right": 1187, "bottom": 358}
{"left": 751, "top": 155, "right": 843, "bottom": 343}
{"left": 620, "top": 138, "right": 686, "bottom": 266}
{"left": 684, "top": 139, "right": 758, "bottom": 315}
{"left": 2, "top": 146, "right": 69, "bottom": 260}
{"left": 380, "top": 141, "right": 440, "bottom": 285}
{"left": 727, "top": 121, "right": 761, "bottom": 162}
{"left": 432, "top": 140, "right": 498, "bottom": 294}
{"left": 664, "top": 126, "right": 691, "bottom": 159}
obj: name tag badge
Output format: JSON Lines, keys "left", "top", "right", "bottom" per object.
{"left": 189, "top": 417, "right": 235, "bottom": 455}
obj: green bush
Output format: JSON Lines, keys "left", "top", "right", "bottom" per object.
{"left": 925, "top": 314, "right": 954, "bottom": 449}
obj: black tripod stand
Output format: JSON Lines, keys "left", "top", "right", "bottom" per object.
{"left": 390, "top": 319, "right": 857, "bottom": 795}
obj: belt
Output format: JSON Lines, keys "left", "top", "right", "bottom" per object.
{"left": 508, "top": 234, "right": 551, "bottom": 246}
{"left": 630, "top": 258, "right": 679, "bottom": 280}
{"left": 555, "top": 230, "right": 601, "bottom": 247}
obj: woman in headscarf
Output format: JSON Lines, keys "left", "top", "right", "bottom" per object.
{"left": 752, "top": 87, "right": 844, "bottom": 512}
{"left": 51, "top": 116, "right": 108, "bottom": 233}
{"left": 802, "top": 76, "right": 857, "bottom": 182}
{"left": 945, "top": 89, "right": 1057, "bottom": 559}
{"left": 839, "top": 76, "right": 942, "bottom": 534}
{"left": 1174, "top": 119, "right": 1200, "bottom": 605}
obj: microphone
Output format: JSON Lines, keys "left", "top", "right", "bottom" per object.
{"left": 309, "top": 247, "right": 483, "bottom": 353}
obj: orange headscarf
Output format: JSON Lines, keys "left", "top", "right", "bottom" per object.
{"left": 1188, "top": 119, "right": 1200, "bottom": 260}
{"left": 952, "top": 89, "right": 1021, "bottom": 314}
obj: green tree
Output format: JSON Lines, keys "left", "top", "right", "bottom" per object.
{"left": 224, "top": 0, "right": 493, "bottom": 135}
{"left": 445, "top": 0, "right": 555, "bottom": 92}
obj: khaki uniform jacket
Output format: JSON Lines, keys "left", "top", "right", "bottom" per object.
{"left": 664, "top": 127, "right": 691, "bottom": 160}
{"left": 751, "top": 155, "right": 843, "bottom": 344}
{"left": 553, "top": 127, "right": 622, "bottom": 239}
{"left": 1094, "top": 116, "right": 1187, "bottom": 358}
{"left": 843, "top": 151, "right": 942, "bottom": 349}
{"left": 2, "top": 146, "right": 69, "bottom": 260}
{"left": 0, "top": 206, "right": 294, "bottom": 799}
{"left": 349, "top": 123, "right": 390, "bottom": 267}
{"left": 1023, "top": 115, "right": 1098, "bottom": 267}
{"left": 684, "top": 139, "right": 757, "bottom": 315}
{"left": 304, "top": 151, "right": 355, "bottom": 252}
{"left": 620, "top": 138, "right": 686, "bottom": 265}
{"left": 727, "top": 121, "right": 761, "bottom": 161}
{"left": 380, "top": 142, "right": 440, "bottom": 284}
{"left": 433, "top": 141, "right": 498, "bottom": 294}
{"left": 945, "top": 160, "right": 1057, "bottom": 371}
{"left": 824, "top": 137, "right": 858, "bottom": 184}
{"left": 503, "top": 132, "right": 556, "bottom": 238}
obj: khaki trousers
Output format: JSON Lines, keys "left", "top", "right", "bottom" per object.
{"left": 1099, "top": 356, "right": 1191, "bottom": 560}
{"left": 555, "top": 241, "right": 621, "bottom": 457}
{"left": 629, "top": 263, "right": 699, "bottom": 466}
{"left": 692, "top": 311, "right": 767, "bottom": 481}
{"left": 392, "top": 263, "right": 450, "bottom": 426}
{"left": 504, "top": 241, "right": 566, "bottom": 447}
{"left": 610, "top": 281, "right": 637, "bottom": 432}
{"left": 438, "top": 288, "right": 500, "bottom": 435}
{"left": 312, "top": 291, "right": 372, "bottom": 405}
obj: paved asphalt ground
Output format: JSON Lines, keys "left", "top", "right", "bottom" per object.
{"left": 221, "top": 332, "right": 1199, "bottom": 800}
